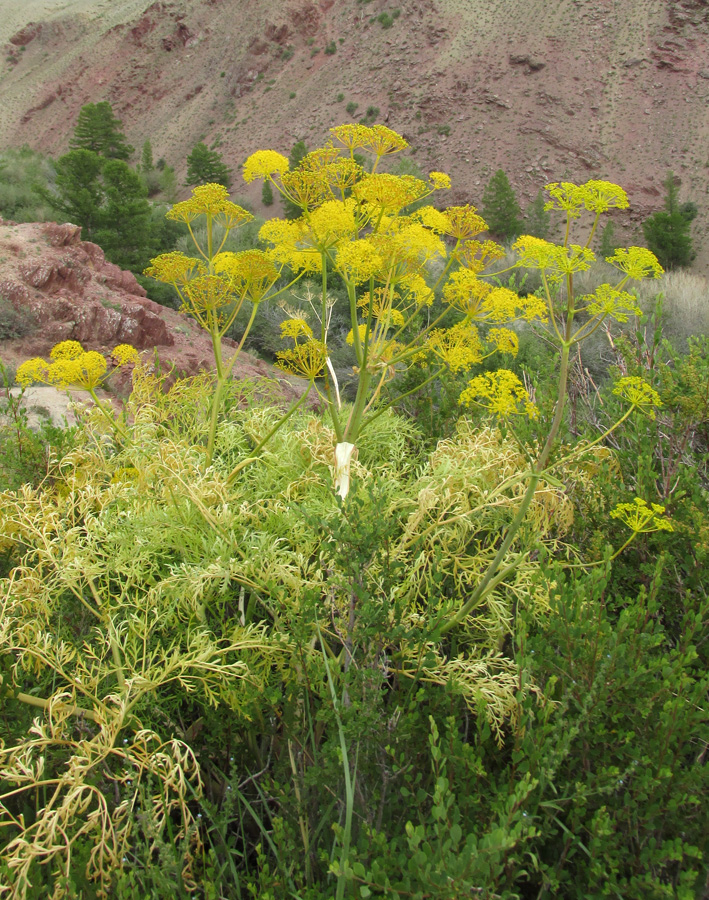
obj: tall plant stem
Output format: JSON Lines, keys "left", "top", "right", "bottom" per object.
{"left": 318, "top": 624, "right": 354, "bottom": 900}
{"left": 87, "top": 388, "right": 128, "bottom": 440}
{"left": 206, "top": 304, "right": 259, "bottom": 465}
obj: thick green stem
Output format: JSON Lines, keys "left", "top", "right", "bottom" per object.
{"left": 206, "top": 303, "right": 259, "bottom": 465}
{"left": 344, "top": 369, "right": 372, "bottom": 444}
{"left": 14, "top": 691, "right": 99, "bottom": 723}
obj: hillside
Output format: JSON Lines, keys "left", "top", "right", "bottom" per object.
{"left": 2, "top": 0, "right": 709, "bottom": 268}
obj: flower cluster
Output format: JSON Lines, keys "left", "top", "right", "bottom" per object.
{"left": 459, "top": 369, "right": 538, "bottom": 419}
{"left": 425, "top": 322, "right": 483, "bottom": 373}
{"left": 581, "top": 284, "right": 642, "bottom": 323}
{"left": 606, "top": 246, "right": 664, "bottom": 280}
{"left": 544, "top": 180, "right": 629, "bottom": 217}
{"left": 213, "top": 250, "right": 280, "bottom": 303}
{"left": 16, "top": 341, "right": 138, "bottom": 391}
{"left": 275, "top": 339, "right": 328, "bottom": 379}
{"left": 512, "top": 236, "right": 595, "bottom": 277}
{"left": 166, "top": 183, "right": 252, "bottom": 229}
{"left": 610, "top": 497, "right": 674, "bottom": 533}
{"left": 612, "top": 376, "right": 662, "bottom": 417}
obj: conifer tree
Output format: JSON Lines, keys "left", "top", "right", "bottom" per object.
{"left": 642, "top": 172, "right": 695, "bottom": 270}
{"left": 37, "top": 150, "right": 154, "bottom": 271}
{"left": 34, "top": 150, "right": 105, "bottom": 236}
{"left": 69, "top": 102, "right": 134, "bottom": 159}
{"left": 93, "top": 159, "right": 152, "bottom": 271}
{"left": 599, "top": 222, "right": 618, "bottom": 259}
{"left": 185, "top": 142, "right": 232, "bottom": 188}
{"left": 141, "top": 139, "right": 154, "bottom": 172}
{"left": 524, "top": 190, "right": 550, "bottom": 239}
{"left": 261, "top": 179, "right": 274, "bottom": 207}
{"left": 482, "top": 169, "right": 522, "bottom": 241}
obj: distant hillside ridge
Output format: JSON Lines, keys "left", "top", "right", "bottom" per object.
{"left": 1, "top": 0, "right": 708, "bottom": 269}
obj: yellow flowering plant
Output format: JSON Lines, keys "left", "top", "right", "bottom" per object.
{"left": 15, "top": 341, "right": 139, "bottom": 438}
{"left": 241, "top": 124, "right": 542, "bottom": 495}
{"left": 145, "top": 183, "right": 308, "bottom": 464}
{"left": 436, "top": 178, "right": 664, "bottom": 634}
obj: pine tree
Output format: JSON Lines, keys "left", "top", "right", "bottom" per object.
{"left": 185, "top": 143, "right": 232, "bottom": 188}
{"left": 524, "top": 190, "right": 550, "bottom": 239}
{"left": 283, "top": 140, "right": 308, "bottom": 220}
{"left": 34, "top": 150, "right": 105, "bottom": 236}
{"left": 37, "top": 150, "right": 154, "bottom": 272}
{"left": 93, "top": 159, "right": 153, "bottom": 271}
{"left": 69, "top": 102, "right": 134, "bottom": 159}
{"left": 482, "top": 169, "right": 522, "bottom": 241}
{"left": 140, "top": 140, "right": 154, "bottom": 172}
{"left": 642, "top": 172, "right": 695, "bottom": 270}
{"left": 599, "top": 222, "right": 618, "bottom": 259}
{"left": 261, "top": 179, "right": 274, "bottom": 207}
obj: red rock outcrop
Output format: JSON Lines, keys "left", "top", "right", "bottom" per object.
{"left": 0, "top": 218, "right": 296, "bottom": 399}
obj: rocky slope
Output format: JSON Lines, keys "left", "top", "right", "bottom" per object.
{"left": 0, "top": 217, "right": 291, "bottom": 395}
{"left": 1, "top": 0, "right": 709, "bottom": 268}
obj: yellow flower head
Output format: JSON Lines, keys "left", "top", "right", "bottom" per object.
{"left": 519, "top": 293, "right": 549, "bottom": 323}
{"left": 144, "top": 252, "right": 205, "bottom": 285}
{"left": 16, "top": 357, "right": 49, "bottom": 388}
{"left": 513, "top": 235, "right": 558, "bottom": 269}
{"left": 354, "top": 173, "right": 428, "bottom": 212}
{"left": 429, "top": 171, "right": 452, "bottom": 190}
{"left": 306, "top": 198, "right": 358, "bottom": 249}
{"left": 459, "top": 369, "right": 538, "bottom": 419}
{"left": 167, "top": 184, "right": 253, "bottom": 229}
{"left": 49, "top": 340, "right": 84, "bottom": 361}
{"left": 47, "top": 350, "right": 108, "bottom": 390}
{"left": 456, "top": 239, "right": 505, "bottom": 274}
{"left": 612, "top": 376, "right": 662, "bottom": 418}
{"left": 426, "top": 321, "right": 482, "bottom": 373}
{"left": 330, "top": 124, "right": 375, "bottom": 154}
{"left": 366, "top": 125, "right": 409, "bottom": 156}
{"left": 324, "top": 157, "right": 363, "bottom": 197}
{"left": 346, "top": 323, "right": 368, "bottom": 346}
{"left": 276, "top": 339, "right": 328, "bottom": 379}
{"left": 583, "top": 284, "right": 642, "bottom": 323}
{"left": 414, "top": 206, "right": 451, "bottom": 233}
{"left": 481, "top": 287, "right": 519, "bottom": 324}
{"left": 442, "top": 269, "right": 493, "bottom": 317}
{"left": 610, "top": 497, "right": 674, "bottom": 533}
{"left": 242, "top": 150, "right": 290, "bottom": 183}
{"left": 335, "top": 239, "right": 383, "bottom": 283}
{"left": 606, "top": 247, "right": 664, "bottom": 280}
{"left": 111, "top": 344, "right": 140, "bottom": 366}
{"left": 281, "top": 168, "right": 329, "bottom": 211}
{"left": 442, "top": 206, "right": 488, "bottom": 240}
{"left": 488, "top": 327, "right": 519, "bottom": 356}
{"left": 259, "top": 218, "right": 321, "bottom": 274}
{"left": 182, "top": 275, "right": 235, "bottom": 320}
{"left": 544, "top": 182, "right": 586, "bottom": 217}
{"left": 581, "top": 180, "right": 629, "bottom": 213}
{"left": 357, "top": 289, "right": 405, "bottom": 326}
{"left": 513, "top": 236, "right": 594, "bottom": 275}
{"left": 213, "top": 249, "right": 280, "bottom": 302}
{"left": 280, "top": 318, "right": 313, "bottom": 341}
{"left": 399, "top": 273, "right": 434, "bottom": 307}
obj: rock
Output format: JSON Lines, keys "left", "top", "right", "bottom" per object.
{"left": 0, "top": 220, "right": 304, "bottom": 402}
{"left": 8, "top": 22, "right": 42, "bottom": 46}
